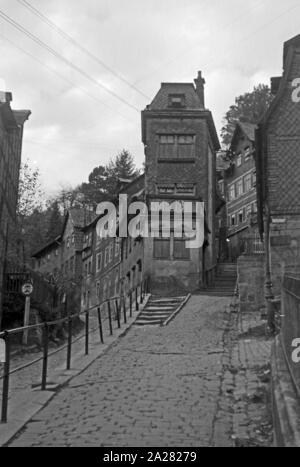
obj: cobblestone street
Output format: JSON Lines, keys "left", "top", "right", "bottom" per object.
{"left": 6, "top": 295, "right": 273, "bottom": 447}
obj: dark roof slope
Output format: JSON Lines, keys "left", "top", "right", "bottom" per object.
{"left": 148, "top": 83, "right": 203, "bottom": 110}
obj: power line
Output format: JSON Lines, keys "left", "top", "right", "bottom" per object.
{"left": 0, "top": 9, "right": 141, "bottom": 113}
{"left": 16, "top": 0, "right": 150, "bottom": 100}
{"left": 0, "top": 32, "right": 134, "bottom": 124}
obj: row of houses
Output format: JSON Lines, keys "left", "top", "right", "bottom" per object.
{"left": 217, "top": 34, "right": 300, "bottom": 304}
{"left": 32, "top": 71, "right": 224, "bottom": 310}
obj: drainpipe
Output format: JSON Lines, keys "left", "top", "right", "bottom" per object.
{"left": 264, "top": 204, "right": 275, "bottom": 333}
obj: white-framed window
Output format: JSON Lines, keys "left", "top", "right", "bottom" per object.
{"left": 238, "top": 211, "right": 244, "bottom": 224}
{"left": 244, "top": 146, "right": 251, "bottom": 159}
{"left": 244, "top": 174, "right": 252, "bottom": 192}
{"left": 237, "top": 179, "right": 243, "bottom": 196}
{"left": 96, "top": 252, "right": 102, "bottom": 272}
{"left": 229, "top": 184, "right": 235, "bottom": 201}
{"left": 231, "top": 214, "right": 236, "bottom": 227}
{"left": 236, "top": 154, "right": 242, "bottom": 167}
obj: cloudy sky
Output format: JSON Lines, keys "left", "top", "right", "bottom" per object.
{"left": 1, "top": 0, "right": 299, "bottom": 196}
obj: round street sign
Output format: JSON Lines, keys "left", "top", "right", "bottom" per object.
{"left": 22, "top": 283, "right": 34, "bottom": 296}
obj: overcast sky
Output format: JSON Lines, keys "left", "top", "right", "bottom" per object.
{"left": 1, "top": 0, "right": 300, "bottom": 196}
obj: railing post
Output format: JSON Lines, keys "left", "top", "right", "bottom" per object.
{"left": 123, "top": 296, "right": 127, "bottom": 324}
{"left": 1, "top": 332, "right": 11, "bottom": 423}
{"left": 140, "top": 282, "right": 143, "bottom": 304}
{"left": 85, "top": 311, "right": 89, "bottom": 355}
{"left": 135, "top": 287, "right": 139, "bottom": 311}
{"left": 97, "top": 307, "right": 104, "bottom": 344}
{"left": 115, "top": 299, "right": 121, "bottom": 329}
{"left": 129, "top": 291, "right": 133, "bottom": 318}
{"left": 41, "top": 323, "right": 49, "bottom": 390}
{"left": 66, "top": 316, "right": 73, "bottom": 370}
{"left": 108, "top": 301, "right": 113, "bottom": 336}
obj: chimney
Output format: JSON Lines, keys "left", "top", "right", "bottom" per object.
{"left": 194, "top": 71, "right": 205, "bottom": 108}
{"left": 270, "top": 77, "right": 281, "bottom": 96}
{"left": 0, "top": 91, "right": 12, "bottom": 103}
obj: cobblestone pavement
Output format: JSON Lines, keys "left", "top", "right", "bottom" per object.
{"left": 6, "top": 296, "right": 273, "bottom": 447}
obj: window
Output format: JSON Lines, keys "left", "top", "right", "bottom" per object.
{"left": 236, "top": 179, "right": 243, "bottom": 197}
{"left": 96, "top": 253, "right": 102, "bottom": 272}
{"left": 158, "top": 134, "right": 195, "bottom": 160}
{"left": 236, "top": 154, "right": 242, "bottom": 167}
{"left": 154, "top": 238, "right": 170, "bottom": 259}
{"left": 244, "top": 147, "right": 251, "bottom": 160}
{"left": 115, "top": 239, "right": 120, "bottom": 257}
{"left": 174, "top": 239, "right": 190, "bottom": 260}
{"left": 252, "top": 202, "right": 258, "bottom": 213}
{"left": 231, "top": 214, "right": 236, "bottom": 227}
{"left": 246, "top": 205, "right": 252, "bottom": 219}
{"left": 244, "top": 174, "right": 252, "bottom": 192}
{"left": 104, "top": 247, "right": 109, "bottom": 266}
{"left": 168, "top": 94, "right": 185, "bottom": 108}
{"left": 238, "top": 211, "right": 244, "bottom": 224}
{"left": 108, "top": 242, "right": 113, "bottom": 262}
{"left": 229, "top": 184, "right": 235, "bottom": 201}
{"left": 66, "top": 237, "right": 70, "bottom": 249}
{"left": 71, "top": 234, "right": 75, "bottom": 244}
{"left": 96, "top": 281, "right": 100, "bottom": 299}
{"left": 252, "top": 171, "right": 257, "bottom": 186}
{"left": 88, "top": 260, "right": 92, "bottom": 275}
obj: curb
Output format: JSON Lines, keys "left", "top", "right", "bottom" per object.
{"left": 162, "top": 294, "right": 191, "bottom": 327}
{"left": 0, "top": 294, "right": 151, "bottom": 447}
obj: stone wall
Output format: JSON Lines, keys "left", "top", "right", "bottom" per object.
{"left": 237, "top": 255, "right": 265, "bottom": 312}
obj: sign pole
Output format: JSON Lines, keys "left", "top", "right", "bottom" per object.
{"left": 22, "top": 296, "right": 31, "bottom": 345}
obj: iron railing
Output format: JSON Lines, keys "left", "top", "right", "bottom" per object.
{"left": 0, "top": 278, "right": 149, "bottom": 423}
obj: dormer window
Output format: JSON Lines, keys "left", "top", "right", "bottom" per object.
{"left": 168, "top": 94, "right": 186, "bottom": 108}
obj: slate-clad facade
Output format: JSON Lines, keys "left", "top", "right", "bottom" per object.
{"left": 142, "top": 72, "right": 220, "bottom": 293}
{"left": 0, "top": 92, "right": 31, "bottom": 327}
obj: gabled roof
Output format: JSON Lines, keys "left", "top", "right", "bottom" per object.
{"left": 69, "top": 208, "right": 97, "bottom": 228}
{"left": 32, "top": 236, "right": 62, "bottom": 258}
{"left": 230, "top": 122, "right": 257, "bottom": 151}
{"left": 147, "top": 83, "right": 203, "bottom": 110}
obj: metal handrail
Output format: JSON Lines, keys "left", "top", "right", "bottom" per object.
{"left": 0, "top": 278, "right": 149, "bottom": 423}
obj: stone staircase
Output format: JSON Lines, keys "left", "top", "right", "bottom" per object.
{"left": 134, "top": 296, "right": 188, "bottom": 327}
{"left": 198, "top": 263, "right": 237, "bottom": 297}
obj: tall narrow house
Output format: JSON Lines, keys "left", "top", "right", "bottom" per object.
{"left": 141, "top": 72, "right": 220, "bottom": 294}
{"left": 0, "top": 92, "right": 31, "bottom": 327}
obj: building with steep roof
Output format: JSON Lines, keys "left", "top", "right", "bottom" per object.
{"left": 141, "top": 71, "right": 220, "bottom": 293}
{"left": 256, "top": 33, "right": 300, "bottom": 295}
{"left": 225, "top": 122, "right": 260, "bottom": 260}
{"left": 0, "top": 92, "right": 31, "bottom": 328}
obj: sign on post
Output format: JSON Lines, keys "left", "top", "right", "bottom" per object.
{"left": 22, "top": 282, "right": 33, "bottom": 345}
{"left": 0, "top": 338, "right": 5, "bottom": 363}
{"left": 22, "top": 283, "right": 33, "bottom": 297}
